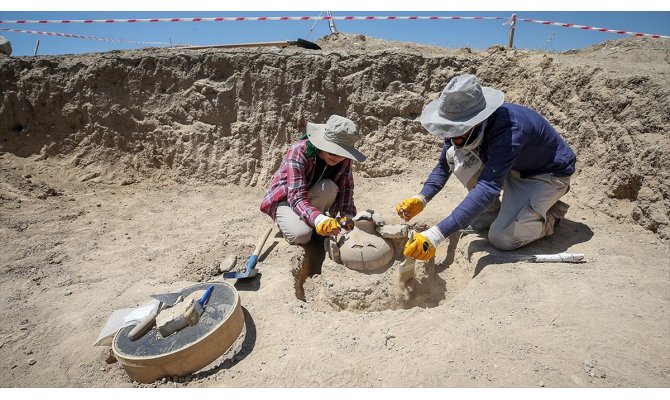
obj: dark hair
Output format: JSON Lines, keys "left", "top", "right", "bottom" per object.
{"left": 299, "top": 134, "right": 319, "bottom": 158}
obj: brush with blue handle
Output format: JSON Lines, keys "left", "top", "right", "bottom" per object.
{"left": 186, "top": 285, "right": 214, "bottom": 326}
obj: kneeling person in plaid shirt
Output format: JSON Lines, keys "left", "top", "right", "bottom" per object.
{"left": 260, "top": 115, "right": 367, "bottom": 244}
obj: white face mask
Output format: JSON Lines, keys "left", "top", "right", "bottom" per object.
{"left": 447, "top": 120, "right": 487, "bottom": 188}
{"left": 452, "top": 120, "right": 486, "bottom": 150}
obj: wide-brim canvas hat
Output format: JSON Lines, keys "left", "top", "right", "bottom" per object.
{"left": 420, "top": 74, "right": 505, "bottom": 139}
{"left": 306, "top": 115, "right": 367, "bottom": 162}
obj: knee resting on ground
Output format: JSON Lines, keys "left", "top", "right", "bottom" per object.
{"left": 487, "top": 227, "right": 524, "bottom": 251}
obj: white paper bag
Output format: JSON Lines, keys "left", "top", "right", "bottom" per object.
{"left": 93, "top": 299, "right": 160, "bottom": 346}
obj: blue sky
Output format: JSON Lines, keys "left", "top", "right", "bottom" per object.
{"left": 1, "top": 2, "right": 668, "bottom": 56}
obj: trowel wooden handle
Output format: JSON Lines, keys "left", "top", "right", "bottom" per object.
{"left": 252, "top": 227, "right": 273, "bottom": 257}
{"left": 128, "top": 303, "right": 161, "bottom": 341}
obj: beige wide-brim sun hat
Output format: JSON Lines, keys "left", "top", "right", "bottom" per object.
{"left": 420, "top": 74, "right": 505, "bottom": 139}
{"left": 306, "top": 115, "right": 367, "bottom": 162}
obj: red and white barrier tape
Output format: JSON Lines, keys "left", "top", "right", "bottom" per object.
{"left": 0, "top": 27, "right": 170, "bottom": 45}
{"left": 517, "top": 18, "right": 669, "bottom": 39}
{"left": 1, "top": 15, "right": 666, "bottom": 41}
{"left": 0, "top": 15, "right": 506, "bottom": 24}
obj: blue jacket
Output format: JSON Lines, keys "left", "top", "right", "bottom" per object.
{"left": 419, "top": 103, "right": 576, "bottom": 238}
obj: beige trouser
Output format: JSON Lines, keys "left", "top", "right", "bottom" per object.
{"left": 275, "top": 179, "right": 338, "bottom": 245}
{"left": 486, "top": 170, "right": 570, "bottom": 250}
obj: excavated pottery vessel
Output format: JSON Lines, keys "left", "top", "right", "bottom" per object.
{"left": 336, "top": 210, "right": 395, "bottom": 271}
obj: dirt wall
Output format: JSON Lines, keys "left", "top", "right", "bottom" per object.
{"left": 1, "top": 33, "right": 668, "bottom": 240}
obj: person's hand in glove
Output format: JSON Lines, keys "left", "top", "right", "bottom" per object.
{"left": 315, "top": 214, "right": 341, "bottom": 236}
{"left": 403, "top": 227, "right": 445, "bottom": 261}
{"left": 395, "top": 195, "right": 427, "bottom": 221}
{"left": 337, "top": 215, "right": 355, "bottom": 231}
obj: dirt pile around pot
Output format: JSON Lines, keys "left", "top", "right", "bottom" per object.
{"left": 299, "top": 210, "right": 445, "bottom": 312}
{"left": 303, "top": 256, "right": 446, "bottom": 312}
{"left": 0, "top": 33, "right": 668, "bottom": 241}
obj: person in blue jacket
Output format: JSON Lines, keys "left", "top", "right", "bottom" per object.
{"left": 397, "top": 74, "right": 576, "bottom": 260}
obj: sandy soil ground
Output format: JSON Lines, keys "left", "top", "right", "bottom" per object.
{"left": 0, "top": 34, "right": 668, "bottom": 388}
{"left": 0, "top": 153, "right": 668, "bottom": 388}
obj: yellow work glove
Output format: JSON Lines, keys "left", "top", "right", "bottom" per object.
{"left": 403, "top": 233, "right": 436, "bottom": 261}
{"left": 403, "top": 227, "right": 445, "bottom": 261}
{"left": 315, "top": 216, "right": 341, "bottom": 236}
{"left": 338, "top": 215, "right": 355, "bottom": 231}
{"left": 395, "top": 195, "right": 426, "bottom": 221}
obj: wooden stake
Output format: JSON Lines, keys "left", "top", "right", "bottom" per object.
{"left": 327, "top": 11, "right": 338, "bottom": 33}
{"left": 508, "top": 13, "right": 517, "bottom": 49}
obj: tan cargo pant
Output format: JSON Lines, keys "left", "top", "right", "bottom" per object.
{"left": 275, "top": 179, "right": 338, "bottom": 245}
{"left": 486, "top": 170, "right": 570, "bottom": 250}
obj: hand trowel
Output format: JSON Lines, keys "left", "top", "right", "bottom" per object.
{"left": 398, "top": 230, "right": 417, "bottom": 284}
{"left": 127, "top": 291, "right": 183, "bottom": 341}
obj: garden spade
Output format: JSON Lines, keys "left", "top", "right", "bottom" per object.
{"left": 223, "top": 226, "right": 273, "bottom": 280}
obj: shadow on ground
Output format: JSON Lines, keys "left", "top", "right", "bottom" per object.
{"left": 464, "top": 219, "right": 594, "bottom": 277}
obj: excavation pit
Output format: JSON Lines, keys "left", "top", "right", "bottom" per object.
{"left": 294, "top": 210, "right": 447, "bottom": 312}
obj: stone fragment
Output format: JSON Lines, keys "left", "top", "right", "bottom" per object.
{"left": 378, "top": 224, "right": 408, "bottom": 239}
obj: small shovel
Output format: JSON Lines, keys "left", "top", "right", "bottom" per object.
{"left": 223, "top": 227, "right": 273, "bottom": 280}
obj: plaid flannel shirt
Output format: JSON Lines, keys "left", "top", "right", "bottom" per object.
{"left": 260, "top": 139, "right": 356, "bottom": 227}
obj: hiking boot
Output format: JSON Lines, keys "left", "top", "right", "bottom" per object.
{"left": 547, "top": 200, "right": 570, "bottom": 228}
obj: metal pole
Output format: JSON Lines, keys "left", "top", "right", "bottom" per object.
{"left": 327, "top": 11, "right": 338, "bottom": 33}
{"left": 508, "top": 13, "right": 517, "bottom": 48}
{"left": 33, "top": 39, "right": 40, "bottom": 56}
